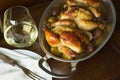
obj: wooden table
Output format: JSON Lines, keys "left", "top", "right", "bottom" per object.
{"left": 0, "top": 0, "right": 120, "bottom": 80}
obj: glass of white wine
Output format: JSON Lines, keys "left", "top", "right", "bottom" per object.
{"left": 3, "top": 6, "right": 38, "bottom": 48}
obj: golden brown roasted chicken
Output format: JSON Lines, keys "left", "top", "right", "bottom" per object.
{"left": 43, "top": 22, "right": 89, "bottom": 58}
{"left": 43, "top": 28, "right": 60, "bottom": 47}
{"left": 60, "top": 6, "right": 104, "bottom": 31}
{"left": 43, "top": 0, "right": 108, "bottom": 59}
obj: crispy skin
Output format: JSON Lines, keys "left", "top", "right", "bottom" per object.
{"left": 74, "top": 8, "right": 93, "bottom": 20}
{"left": 60, "top": 7, "right": 101, "bottom": 31}
{"left": 82, "top": 0, "right": 101, "bottom": 7}
{"left": 60, "top": 4, "right": 103, "bottom": 30}
{"left": 67, "top": 0, "right": 101, "bottom": 7}
{"left": 59, "top": 31, "right": 83, "bottom": 53}
{"left": 58, "top": 45, "right": 77, "bottom": 57}
{"left": 66, "top": 0, "right": 78, "bottom": 6}
{"left": 60, "top": 7, "right": 75, "bottom": 20}
{"left": 75, "top": 30, "right": 89, "bottom": 43}
{"left": 43, "top": 28, "right": 60, "bottom": 47}
{"left": 66, "top": 0, "right": 101, "bottom": 18}
{"left": 76, "top": 19, "right": 100, "bottom": 30}
{"left": 60, "top": 7, "right": 93, "bottom": 20}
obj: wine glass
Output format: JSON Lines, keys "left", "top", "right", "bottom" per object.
{"left": 3, "top": 6, "right": 38, "bottom": 48}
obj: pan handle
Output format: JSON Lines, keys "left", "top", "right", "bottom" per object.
{"left": 38, "top": 57, "right": 77, "bottom": 78}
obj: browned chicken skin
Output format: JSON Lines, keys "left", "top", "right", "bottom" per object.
{"left": 59, "top": 31, "right": 83, "bottom": 53}
{"left": 81, "top": 0, "right": 101, "bottom": 7}
{"left": 88, "top": 6, "right": 101, "bottom": 18}
{"left": 67, "top": 0, "right": 101, "bottom": 7}
{"left": 58, "top": 45, "right": 78, "bottom": 57}
{"left": 60, "top": 7, "right": 93, "bottom": 20}
{"left": 75, "top": 30, "right": 89, "bottom": 43}
{"left": 76, "top": 19, "right": 102, "bottom": 30}
{"left": 43, "top": 28, "right": 60, "bottom": 47}
{"left": 43, "top": 28, "right": 85, "bottom": 57}
{"left": 66, "top": 0, "right": 101, "bottom": 18}
{"left": 66, "top": 0, "right": 78, "bottom": 6}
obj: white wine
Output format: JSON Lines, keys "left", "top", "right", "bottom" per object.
{"left": 4, "top": 22, "right": 38, "bottom": 48}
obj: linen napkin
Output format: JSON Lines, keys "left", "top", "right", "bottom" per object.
{"left": 0, "top": 47, "right": 52, "bottom": 80}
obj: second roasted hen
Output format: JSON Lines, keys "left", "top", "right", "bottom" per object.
{"left": 60, "top": 6, "right": 105, "bottom": 31}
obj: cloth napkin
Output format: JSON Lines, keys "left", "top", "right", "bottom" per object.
{"left": 0, "top": 47, "right": 52, "bottom": 80}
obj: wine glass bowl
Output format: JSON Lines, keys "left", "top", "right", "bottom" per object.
{"left": 3, "top": 6, "right": 38, "bottom": 48}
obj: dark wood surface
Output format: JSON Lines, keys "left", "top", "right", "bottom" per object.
{"left": 0, "top": 0, "right": 120, "bottom": 80}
